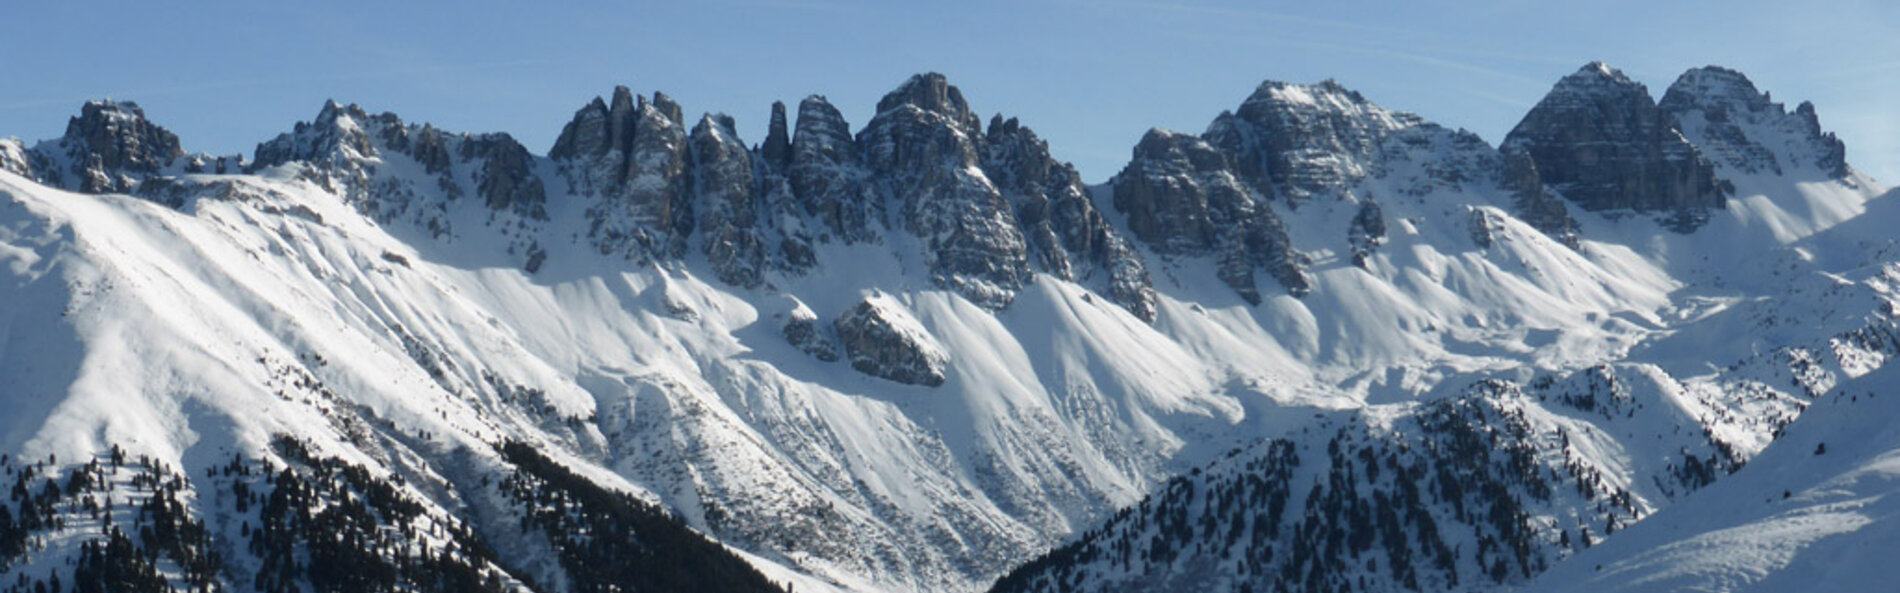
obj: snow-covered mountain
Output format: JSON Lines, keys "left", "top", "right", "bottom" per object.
{"left": 0, "top": 62, "right": 1892, "bottom": 593}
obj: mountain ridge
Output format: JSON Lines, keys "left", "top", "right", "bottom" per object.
{"left": 0, "top": 60, "right": 1892, "bottom": 593}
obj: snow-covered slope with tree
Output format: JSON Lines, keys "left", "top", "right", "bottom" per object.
{"left": 0, "top": 62, "right": 1892, "bottom": 593}
{"left": 1520, "top": 356, "right": 1900, "bottom": 593}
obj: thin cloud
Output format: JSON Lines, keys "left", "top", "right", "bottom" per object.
{"left": 1815, "top": 60, "right": 1900, "bottom": 78}
{"left": 1082, "top": 0, "right": 1583, "bottom": 71}
{"left": 0, "top": 58, "right": 567, "bottom": 113}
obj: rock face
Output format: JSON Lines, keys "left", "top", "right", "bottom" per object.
{"left": 835, "top": 294, "right": 949, "bottom": 386}
{"left": 1499, "top": 147, "right": 1583, "bottom": 246}
{"left": 1504, "top": 62, "right": 1728, "bottom": 231}
{"left": 858, "top": 73, "right": 1033, "bottom": 310}
{"left": 788, "top": 96, "right": 881, "bottom": 245}
{"left": 1659, "top": 66, "right": 1849, "bottom": 179}
{"left": 689, "top": 114, "right": 767, "bottom": 288}
{"left": 550, "top": 87, "right": 691, "bottom": 262}
{"left": 982, "top": 115, "right": 1157, "bottom": 320}
{"left": 1113, "top": 129, "right": 1308, "bottom": 304}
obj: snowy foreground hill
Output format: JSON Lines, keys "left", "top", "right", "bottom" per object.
{"left": 0, "top": 62, "right": 1894, "bottom": 593}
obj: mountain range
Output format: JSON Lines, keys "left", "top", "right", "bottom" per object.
{"left": 0, "top": 61, "right": 1894, "bottom": 593}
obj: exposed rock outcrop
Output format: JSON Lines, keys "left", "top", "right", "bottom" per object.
{"left": 781, "top": 299, "right": 840, "bottom": 362}
{"left": 1504, "top": 62, "right": 1728, "bottom": 232}
{"left": 983, "top": 115, "right": 1156, "bottom": 320}
{"left": 1347, "top": 198, "right": 1385, "bottom": 268}
{"left": 1112, "top": 129, "right": 1309, "bottom": 304}
{"left": 463, "top": 134, "right": 548, "bottom": 220}
{"left": 835, "top": 294, "right": 948, "bottom": 386}
{"left": 1499, "top": 148, "right": 1581, "bottom": 247}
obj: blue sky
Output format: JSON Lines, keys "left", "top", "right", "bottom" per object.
{"left": 4, "top": 1, "right": 1894, "bottom": 182}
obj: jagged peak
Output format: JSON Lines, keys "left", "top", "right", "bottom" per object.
{"left": 550, "top": 85, "right": 688, "bottom": 161}
{"left": 70, "top": 99, "right": 153, "bottom": 127}
{"left": 795, "top": 94, "right": 837, "bottom": 120}
{"left": 60, "top": 98, "right": 185, "bottom": 157}
{"left": 986, "top": 113, "right": 1024, "bottom": 138}
{"left": 313, "top": 99, "right": 378, "bottom": 127}
{"left": 871, "top": 73, "right": 985, "bottom": 134}
{"left": 610, "top": 85, "right": 636, "bottom": 112}
{"left": 1549, "top": 61, "right": 1646, "bottom": 96}
{"left": 793, "top": 96, "right": 851, "bottom": 135}
{"left": 644, "top": 91, "right": 684, "bottom": 125}
{"left": 1228, "top": 78, "right": 1427, "bottom": 138}
{"left": 1241, "top": 78, "right": 1369, "bottom": 109}
{"left": 762, "top": 101, "right": 791, "bottom": 169}
{"left": 875, "top": 72, "right": 969, "bottom": 116}
{"left": 1659, "top": 65, "right": 1773, "bottom": 112}
{"left": 693, "top": 112, "right": 741, "bottom": 140}
{"left": 31, "top": 97, "right": 191, "bottom": 192}
{"left": 790, "top": 95, "right": 855, "bottom": 161}
{"left": 1128, "top": 127, "right": 1227, "bottom": 170}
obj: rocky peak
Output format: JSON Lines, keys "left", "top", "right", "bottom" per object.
{"left": 874, "top": 72, "right": 982, "bottom": 133}
{"left": 45, "top": 99, "right": 186, "bottom": 193}
{"left": 552, "top": 86, "right": 692, "bottom": 262}
{"left": 66, "top": 99, "right": 184, "bottom": 166}
{"left": 252, "top": 100, "right": 379, "bottom": 168}
{"left": 645, "top": 91, "right": 685, "bottom": 127}
{"left": 1113, "top": 128, "right": 1309, "bottom": 304}
{"left": 859, "top": 74, "right": 1031, "bottom": 309}
{"left": 1208, "top": 79, "right": 1422, "bottom": 204}
{"left": 1504, "top": 62, "right": 1727, "bottom": 232}
{"left": 762, "top": 101, "right": 792, "bottom": 171}
{"left": 1659, "top": 66, "right": 1849, "bottom": 178}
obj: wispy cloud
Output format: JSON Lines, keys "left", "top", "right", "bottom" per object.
{"left": 1815, "top": 60, "right": 1900, "bottom": 78}
{"left": 0, "top": 58, "right": 567, "bottom": 113}
{"left": 1080, "top": 0, "right": 1583, "bottom": 70}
